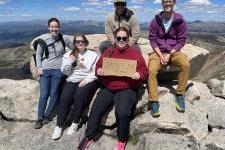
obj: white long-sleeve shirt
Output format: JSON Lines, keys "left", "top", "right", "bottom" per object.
{"left": 61, "top": 49, "right": 99, "bottom": 83}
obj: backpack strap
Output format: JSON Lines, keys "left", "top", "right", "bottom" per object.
{"left": 58, "top": 33, "right": 66, "bottom": 51}
{"left": 33, "top": 33, "right": 66, "bottom": 60}
{"left": 33, "top": 38, "right": 49, "bottom": 59}
{"left": 47, "top": 33, "right": 66, "bottom": 51}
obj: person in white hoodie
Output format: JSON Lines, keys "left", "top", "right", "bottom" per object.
{"left": 52, "top": 34, "right": 99, "bottom": 140}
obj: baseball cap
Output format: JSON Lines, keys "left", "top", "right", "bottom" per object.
{"left": 114, "top": 0, "right": 127, "bottom": 4}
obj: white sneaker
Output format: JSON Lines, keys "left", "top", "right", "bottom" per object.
{"left": 52, "top": 126, "right": 62, "bottom": 140}
{"left": 67, "top": 123, "right": 78, "bottom": 135}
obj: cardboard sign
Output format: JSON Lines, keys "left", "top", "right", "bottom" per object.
{"left": 102, "top": 58, "right": 137, "bottom": 77}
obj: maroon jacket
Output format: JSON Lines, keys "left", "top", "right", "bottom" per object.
{"left": 95, "top": 47, "right": 148, "bottom": 90}
{"left": 149, "top": 11, "right": 187, "bottom": 53}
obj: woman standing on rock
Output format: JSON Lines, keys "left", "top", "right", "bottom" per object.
{"left": 51, "top": 34, "right": 99, "bottom": 140}
{"left": 77, "top": 27, "right": 148, "bottom": 150}
{"left": 34, "top": 18, "right": 73, "bottom": 129}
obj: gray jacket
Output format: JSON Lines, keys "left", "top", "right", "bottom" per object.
{"left": 35, "top": 33, "right": 73, "bottom": 70}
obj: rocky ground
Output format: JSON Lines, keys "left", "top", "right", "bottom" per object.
{"left": 1, "top": 78, "right": 225, "bottom": 150}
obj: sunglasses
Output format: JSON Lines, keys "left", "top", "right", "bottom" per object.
{"left": 116, "top": 36, "right": 128, "bottom": 42}
{"left": 75, "top": 40, "right": 85, "bottom": 44}
{"left": 114, "top": 2, "right": 126, "bottom": 7}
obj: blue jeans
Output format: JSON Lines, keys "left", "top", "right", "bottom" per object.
{"left": 37, "top": 69, "right": 64, "bottom": 120}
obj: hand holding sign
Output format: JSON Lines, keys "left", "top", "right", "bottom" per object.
{"left": 97, "top": 68, "right": 104, "bottom": 76}
{"left": 131, "top": 72, "right": 140, "bottom": 80}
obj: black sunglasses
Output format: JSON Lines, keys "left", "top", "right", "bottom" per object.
{"left": 116, "top": 36, "right": 128, "bottom": 42}
{"left": 75, "top": 40, "right": 85, "bottom": 44}
{"left": 114, "top": 2, "right": 126, "bottom": 7}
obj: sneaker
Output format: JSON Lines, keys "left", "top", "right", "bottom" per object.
{"left": 77, "top": 137, "right": 94, "bottom": 150}
{"left": 52, "top": 126, "right": 62, "bottom": 140}
{"left": 67, "top": 123, "right": 78, "bottom": 135}
{"left": 34, "top": 119, "right": 43, "bottom": 129}
{"left": 174, "top": 95, "right": 185, "bottom": 113}
{"left": 42, "top": 117, "right": 51, "bottom": 125}
{"left": 150, "top": 102, "right": 160, "bottom": 117}
{"left": 116, "top": 141, "right": 127, "bottom": 150}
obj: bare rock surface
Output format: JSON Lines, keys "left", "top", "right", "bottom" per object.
{"left": 208, "top": 78, "right": 225, "bottom": 99}
{"left": 200, "top": 129, "right": 225, "bottom": 150}
{"left": 0, "top": 79, "right": 39, "bottom": 121}
{"left": 1, "top": 79, "right": 225, "bottom": 149}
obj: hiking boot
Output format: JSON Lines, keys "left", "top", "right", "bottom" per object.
{"left": 116, "top": 141, "right": 127, "bottom": 150}
{"left": 42, "top": 117, "right": 52, "bottom": 125}
{"left": 174, "top": 95, "right": 185, "bottom": 112}
{"left": 67, "top": 123, "right": 78, "bottom": 135}
{"left": 77, "top": 137, "right": 94, "bottom": 150}
{"left": 52, "top": 126, "right": 62, "bottom": 140}
{"left": 34, "top": 119, "right": 43, "bottom": 129}
{"left": 150, "top": 102, "right": 160, "bottom": 117}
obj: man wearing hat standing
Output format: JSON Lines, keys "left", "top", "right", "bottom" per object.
{"left": 148, "top": 0, "right": 190, "bottom": 117}
{"left": 99, "top": 0, "right": 141, "bottom": 54}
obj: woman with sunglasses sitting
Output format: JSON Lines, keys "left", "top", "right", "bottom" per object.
{"left": 52, "top": 34, "right": 99, "bottom": 140}
{"left": 78, "top": 27, "right": 148, "bottom": 150}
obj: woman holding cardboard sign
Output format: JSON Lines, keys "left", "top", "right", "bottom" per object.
{"left": 78, "top": 27, "right": 148, "bottom": 150}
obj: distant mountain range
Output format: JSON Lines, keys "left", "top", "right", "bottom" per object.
{"left": 1, "top": 20, "right": 225, "bottom": 50}
{"left": 0, "top": 20, "right": 104, "bottom": 48}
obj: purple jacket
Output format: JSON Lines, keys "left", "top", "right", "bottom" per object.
{"left": 148, "top": 12, "right": 187, "bottom": 53}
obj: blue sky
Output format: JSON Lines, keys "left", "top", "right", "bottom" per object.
{"left": 0, "top": 0, "right": 224, "bottom": 22}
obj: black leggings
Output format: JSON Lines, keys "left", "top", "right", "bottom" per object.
{"left": 57, "top": 81, "right": 98, "bottom": 127}
{"left": 85, "top": 87, "right": 137, "bottom": 142}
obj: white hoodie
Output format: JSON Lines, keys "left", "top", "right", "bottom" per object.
{"left": 61, "top": 49, "right": 99, "bottom": 83}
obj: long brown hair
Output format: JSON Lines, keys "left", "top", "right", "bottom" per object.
{"left": 70, "top": 34, "right": 89, "bottom": 62}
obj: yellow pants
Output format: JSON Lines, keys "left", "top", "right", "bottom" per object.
{"left": 148, "top": 52, "right": 190, "bottom": 101}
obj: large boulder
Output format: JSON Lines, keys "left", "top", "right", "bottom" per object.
{"left": 200, "top": 129, "right": 225, "bottom": 150}
{"left": 0, "top": 79, "right": 39, "bottom": 121}
{"left": 185, "top": 81, "right": 225, "bottom": 129}
{"left": 135, "top": 133, "right": 199, "bottom": 150}
{"left": 208, "top": 78, "right": 225, "bottom": 99}
{"left": 30, "top": 34, "right": 209, "bottom": 80}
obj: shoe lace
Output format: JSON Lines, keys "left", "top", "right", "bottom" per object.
{"left": 55, "top": 127, "right": 61, "bottom": 132}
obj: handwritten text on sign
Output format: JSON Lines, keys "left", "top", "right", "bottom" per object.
{"left": 102, "top": 58, "right": 137, "bottom": 77}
